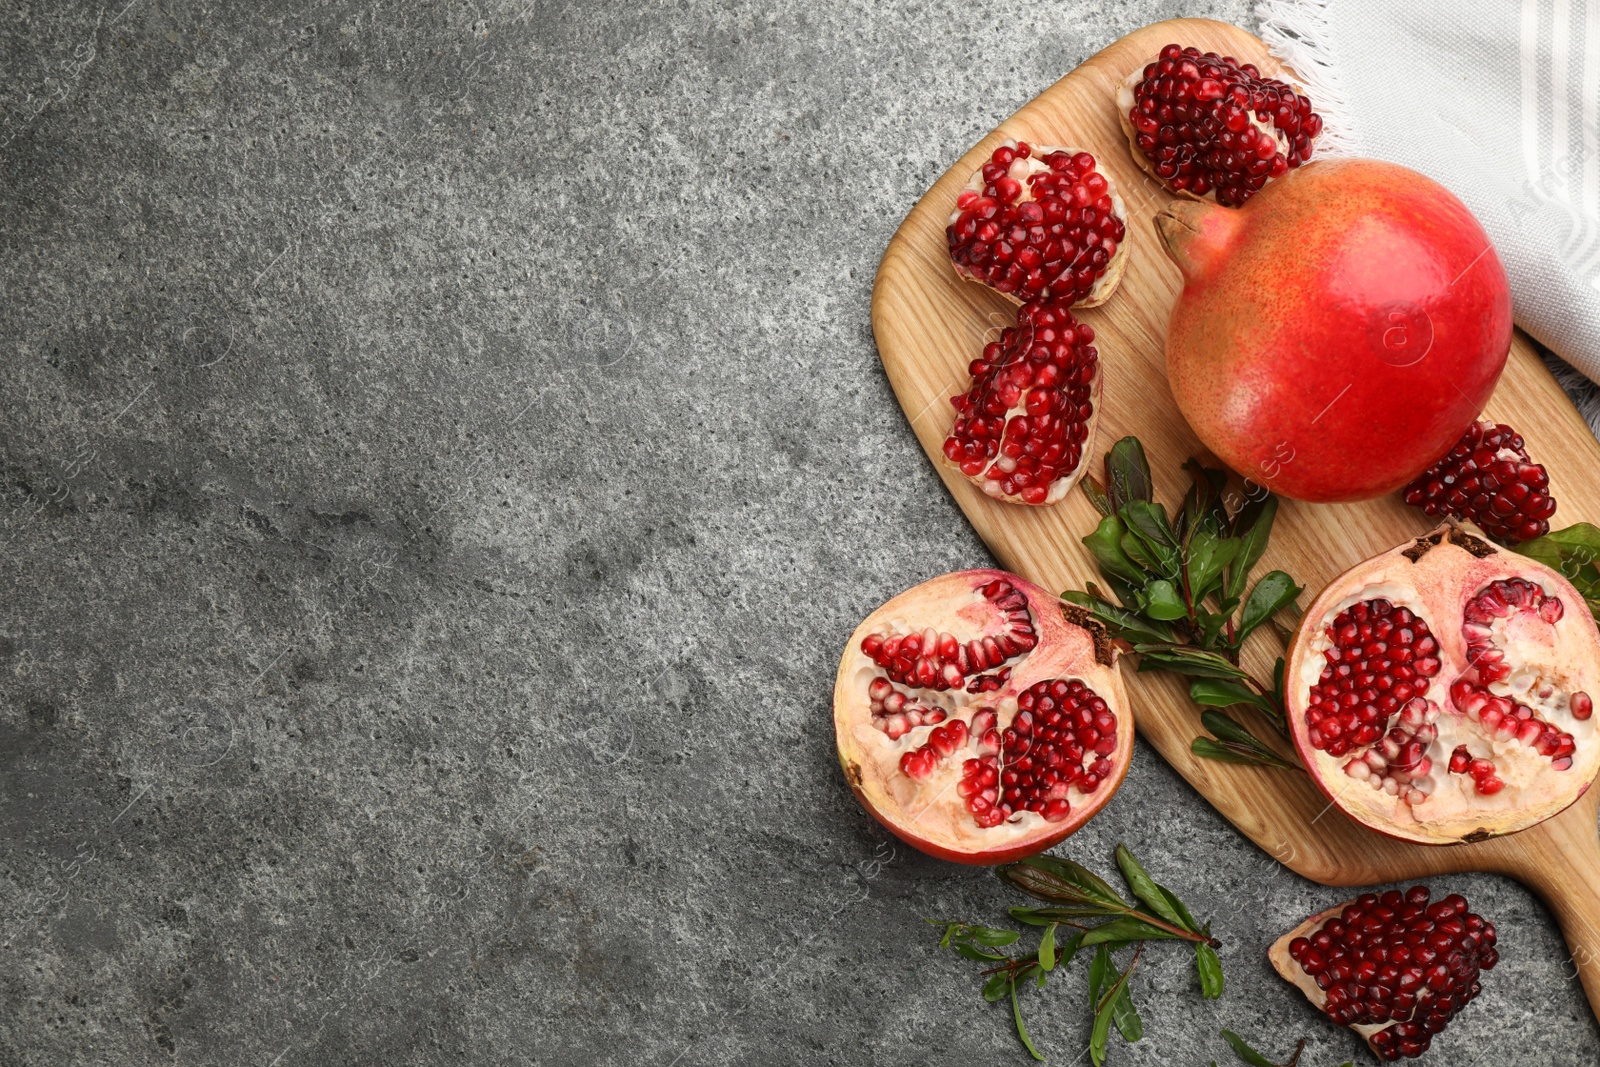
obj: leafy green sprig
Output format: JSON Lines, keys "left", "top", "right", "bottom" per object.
{"left": 931, "top": 845, "right": 1220, "bottom": 1064}
{"left": 1190, "top": 709, "right": 1296, "bottom": 769}
{"left": 1515, "top": 522, "right": 1600, "bottom": 621}
{"left": 1064, "top": 437, "right": 1303, "bottom": 769}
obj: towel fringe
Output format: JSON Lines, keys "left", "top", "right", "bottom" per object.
{"left": 1542, "top": 349, "right": 1600, "bottom": 439}
{"left": 1255, "top": 0, "right": 1363, "bottom": 158}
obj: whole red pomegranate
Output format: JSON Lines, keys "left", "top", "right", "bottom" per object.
{"left": 1158, "top": 159, "right": 1512, "bottom": 502}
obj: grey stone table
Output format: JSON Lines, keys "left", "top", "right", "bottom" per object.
{"left": 2, "top": 2, "right": 1594, "bottom": 1064}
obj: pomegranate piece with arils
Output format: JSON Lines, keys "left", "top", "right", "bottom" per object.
{"left": 942, "top": 300, "right": 1101, "bottom": 506}
{"left": 1270, "top": 886, "right": 1498, "bottom": 1060}
{"left": 1287, "top": 525, "right": 1600, "bottom": 844}
{"left": 1116, "top": 44, "right": 1321, "bottom": 206}
{"left": 946, "top": 139, "right": 1129, "bottom": 307}
{"left": 1402, "top": 420, "right": 1557, "bottom": 544}
{"left": 834, "top": 570, "right": 1133, "bottom": 864}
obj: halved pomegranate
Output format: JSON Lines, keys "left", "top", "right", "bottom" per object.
{"left": 834, "top": 570, "right": 1133, "bottom": 864}
{"left": 1286, "top": 525, "right": 1600, "bottom": 844}
{"left": 1116, "top": 44, "right": 1321, "bottom": 206}
{"left": 946, "top": 140, "right": 1129, "bottom": 307}
{"left": 1270, "top": 886, "right": 1497, "bottom": 1060}
{"left": 941, "top": 300, "right": 1102, "bottom": 506}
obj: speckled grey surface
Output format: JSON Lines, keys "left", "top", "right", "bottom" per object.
{"left": 1, "top": 2, "right": 1596, "bottom": 1065}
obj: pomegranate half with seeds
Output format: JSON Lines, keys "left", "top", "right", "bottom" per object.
{"left": 947, "top": 140, "right": 1129, "bottom": 308}
{"left": 1159, "top": 159, "right": 1512, "bottom": 502}
{"left": 834, "top": 570, "right": 1133, "bottom": 864}
{"left": 1117, "top": 44, "right": 1321, "bottom": 206}
{"left": 1270, "top": 886, "right": 1498, "bottom": 1060}
{"left": 1286, "top": 525, "right": 1600, "bottom": 845}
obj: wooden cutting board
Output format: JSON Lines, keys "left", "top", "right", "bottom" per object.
{"left": 871, "top": 16, "right": 1600, "bottom": 1018}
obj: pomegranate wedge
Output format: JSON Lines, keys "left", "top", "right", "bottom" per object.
{"left": 1286, "top": 525, "right": 1600, "bottom": 844}
{"left": 834, "top": 570, "right": 1132, "bottom": 864}
{"left": 1403, "top": 420, "right": 1556, "bottom": 545}
{"left": 946, "top": 139, "right": 1129, "bottom": 308}
{"left": 1270, "top": 886, "right": 1497, "bottom": 1061}
{"left": 1116, "top": 43, "right": 1321, "bottom": 206}
{"left": 941, "top": 300, "right": 1103, "bottom": 506}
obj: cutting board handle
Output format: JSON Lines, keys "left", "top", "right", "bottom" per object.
{"left": 1501, "top": 800, "right": 1600, "bottom": 1018}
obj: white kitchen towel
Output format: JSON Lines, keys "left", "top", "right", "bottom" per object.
{"left": 1256, "top": 0, "right": 1600, "bottom": 400}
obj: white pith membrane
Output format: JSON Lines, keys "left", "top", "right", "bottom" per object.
{"left": 834, "top": 570, "right": 1133, "bottom": 861}
{"left": 1287, "top": 527, "right": 1600, "bottom": 844}
{"left": 947, "top": 139, "right": 1130, "bottom": 308}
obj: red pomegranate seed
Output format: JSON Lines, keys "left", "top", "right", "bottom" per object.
{"left": 1402, "top": 421, "right": 1556, "bottom": 544}
{"left": 943, "top": 300, "right": 1098, "bottom": 507}
{"left": 865, "top": 676, "right": 947, "bottom": 738}
{"left": 1305, "top": 599, "right": 1441, "bottom": 760}
{"left": 1284, "top": 887, "right": 1497, "bottom": 1061}
{"left": 899, "top": 718, "right": 970, "bottom": 778}
{"left": 946, "top": 141, "right": 1126, "bottom": 306}
{"left": 1442, "top": 577, "right": 1577, "bottom": 790}
{"left": 1120, "top": 44, "right": 1321, "bottom": 206}
{"left": 954, "top": 677, "right": 1118, "bottom": 828}
{"left": 860, "top": 579, "right": 1037, "bottom": 692}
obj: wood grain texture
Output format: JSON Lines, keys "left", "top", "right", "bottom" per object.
{"left": 871, "top": 17, "right": 1600, "bottom": 1016}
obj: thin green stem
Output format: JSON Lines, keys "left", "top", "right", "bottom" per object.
{"left": 1060, "top": 900, "right": 1219, "bottom": 948}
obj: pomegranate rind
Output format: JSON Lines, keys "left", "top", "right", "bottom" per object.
{"left": 1268, "top": 904, "right": 1397, "bottom": 1055}
{"left": 949, "top": 140, "right": 1130, "bottom": 309}
{"left": 1285, "top": 526, "right": 1600, "bottom": 845}
{"left": 833, "top": 570, "right": 1133, "bottom": 865}
{"left": 1158, "top": 160, "right": 1512, "bottom": 503}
